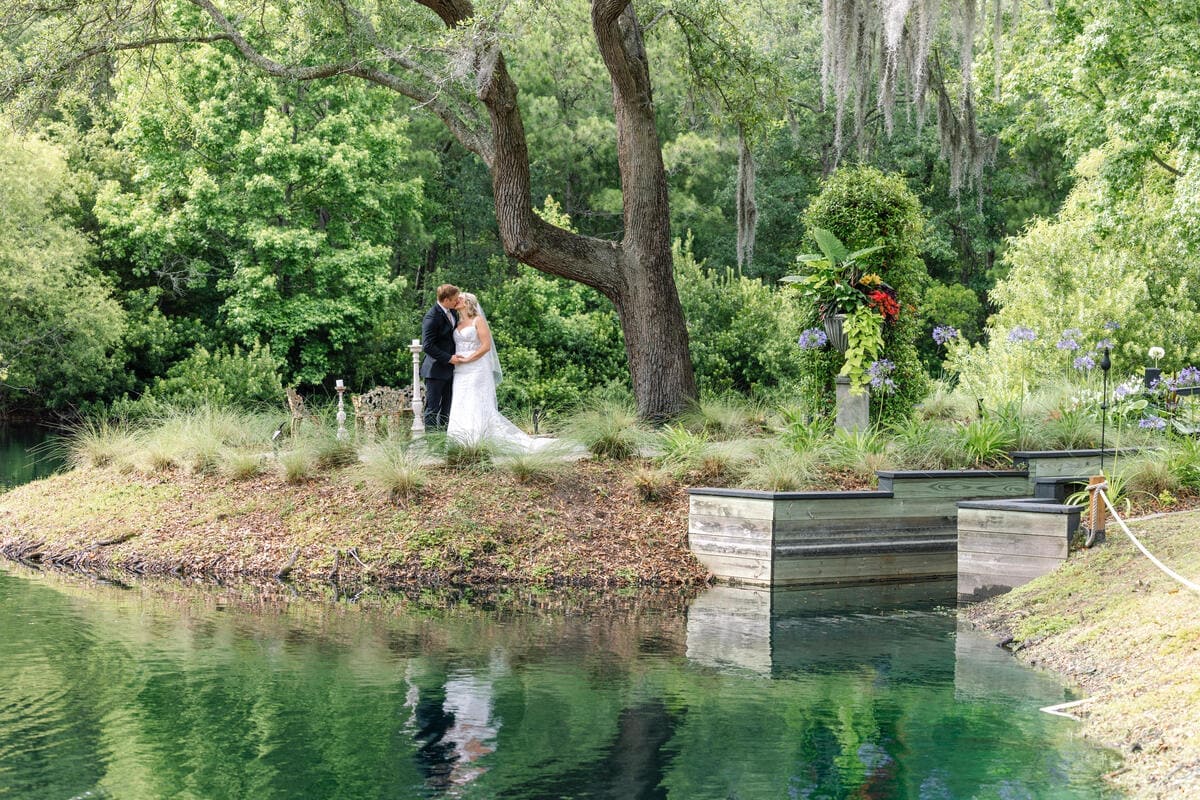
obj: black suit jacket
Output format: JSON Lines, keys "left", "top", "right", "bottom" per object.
{"left": 420, "top": 303, "right": 458, "bottom": 380}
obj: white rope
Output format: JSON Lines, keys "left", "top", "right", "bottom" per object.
{"left": 1090, "top": 483, "right": 1200, "bottom": 595}
{"left": 1039, "top": 697, "right": 1094, "bottom": 719}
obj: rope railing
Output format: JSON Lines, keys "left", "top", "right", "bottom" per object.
{"left": 1087, "top": 481, "right": 1200, "bottom": 595}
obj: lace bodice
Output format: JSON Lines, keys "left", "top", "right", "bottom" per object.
{"left": 454, "top": 323, "right": 481, "bottom": 356}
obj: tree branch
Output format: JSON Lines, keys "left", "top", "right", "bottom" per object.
{"left": 1150, "top": 150, "right": 1183, "bottom": 177}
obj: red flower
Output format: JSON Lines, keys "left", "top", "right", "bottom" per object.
{"left": 868, "top": 290, "right": 899, "bottom": 322}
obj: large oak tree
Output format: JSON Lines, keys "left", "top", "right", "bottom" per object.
{"left": 2, "top": 0, "right": 697, "bottom": 418}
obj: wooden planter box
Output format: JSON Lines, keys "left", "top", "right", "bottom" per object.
{"left": 688, "top": 470, "right": 1029, "bottom": 587}
{"left": 956, "top": 498, "right": 1082, "bottom": 601}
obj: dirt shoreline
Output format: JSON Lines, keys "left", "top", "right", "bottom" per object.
{"left": 0, "top": 463, "right": 710, "bottom": 591}
{"left": 964, "top": 509, "right": 1200, "bottom": 799}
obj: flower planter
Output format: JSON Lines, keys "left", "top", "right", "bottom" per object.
{"left": 1173, "top": 385, "right": 1200, "bottom": 396}
{"left": 822, "top": 312, "right": 849, "bottom": 354}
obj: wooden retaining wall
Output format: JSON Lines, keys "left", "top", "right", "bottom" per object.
{"left": 689, "top": 470, "right": 1028, "bottom": 587}
{"left": 956, "top": 499, "right": 1082, "bottom": 601}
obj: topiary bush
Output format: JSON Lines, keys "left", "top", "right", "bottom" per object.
{"left": 798, "top": 165, "right": 930, "bottom": 425}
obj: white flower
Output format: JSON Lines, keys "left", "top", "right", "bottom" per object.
{"left": 1148, "top": 346, "right": 1165, "bottom": 360}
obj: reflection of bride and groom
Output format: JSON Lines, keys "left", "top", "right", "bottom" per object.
{"left": 420, "top": 283, "right": 555, "bottom": 453}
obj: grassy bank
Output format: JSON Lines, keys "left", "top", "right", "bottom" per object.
{"left": 965, "top": 510, "right": 1200, "bottom": 799}
{"left": 0, "top": 460, "right": 708, "bottom": 591}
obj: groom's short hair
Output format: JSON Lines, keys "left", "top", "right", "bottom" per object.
{"left": 436, "top": 284, "right": 460, "bottom": 302}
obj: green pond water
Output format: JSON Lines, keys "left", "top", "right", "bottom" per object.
{"left": 0, "top": 565, "right": 1121, "bottom": 800}
{"left": 0, "top": 424, "right": 65, "bottom": 491}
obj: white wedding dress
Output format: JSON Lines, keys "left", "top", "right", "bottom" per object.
{"left": 447, "top": 323, "right": 555, "bottom": 453}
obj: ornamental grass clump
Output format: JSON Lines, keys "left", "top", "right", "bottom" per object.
{"left": 563, "top": 400, "right": 645, "bottom": 459}
{"left": 67, "top": 420, "right": 134, "bottom": 471}
{"left": 495, "top": 446, "right": 567, "bottom": 484}
{"left": 679, "top": 396, "right": 769, "bottom": 439}
{"left": 220, "top": 451, "right": 264, "bottom": 480}
{"left": 740, "top": 445, "right": 820, "bottom": 492}
{"left": 360, "top": 442, "right": 428, "bottom": 499}
{"left": 957, "top": 418, "right": 1015, "bottom": 467}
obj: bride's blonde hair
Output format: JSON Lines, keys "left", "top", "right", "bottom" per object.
{"left": 459, "top": 292, "right": 480, "bottom": 319}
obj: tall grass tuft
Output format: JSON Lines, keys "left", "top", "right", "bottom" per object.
{"left": 780, "top": 418, "right": 832, "bottom": 454}
{"left": 631, "top": 464, "right": 675, "bottom": 501}
{"left": 1038, "top": 407, "right": 1102, "bottom": 450}
{"left": 69, "top": 418, "right": 141, "bottom": 470}
{"left": 957, "top": 418, "right": 1015, "bottom": 467}
{"left": 495, "top": 445, "right": 568, "bottom": 483}
{"left": 679, "top": 396, "right": 768, "bottom": 439}
{"left": 655, "top": 424, "right": 709, "bottom": 477}
{"left": 887, "top": 416, "right": 963, "bottom": 469}
{"left": 361, "top": 443, "right": 428, "bottom": 499}
{"left": 277, "top": 447, "right": 317, "bottom": 484}
{"left": 740, "top": 444, "right": 820, "bottom": 492}
{"left": 563, "top": 400, "right": 644, "bottom": 459}
{"left": 220, "top": 451, "right": 264, "bottom": 480}
{"left": 444, "top": 436, "right": 496, "bottom": 468}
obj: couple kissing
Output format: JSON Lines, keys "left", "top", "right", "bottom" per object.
{"left": 419, "top": 284, "right": 553, "bottom": 454}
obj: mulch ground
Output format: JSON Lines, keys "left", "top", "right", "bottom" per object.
{"left": 0, "top": 461, "right": 711, "bottom": 592}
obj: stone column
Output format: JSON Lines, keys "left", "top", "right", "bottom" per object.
{"left": 835, "top": 376, "right": 869, "bottom": 431}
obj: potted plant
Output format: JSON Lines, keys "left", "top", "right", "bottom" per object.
{"left": 782, "top": 228, "right": 897, "bottom": 392}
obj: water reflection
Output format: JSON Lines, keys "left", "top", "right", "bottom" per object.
{"left": 0, "top": 566, "right": 1120, "bottom": 799}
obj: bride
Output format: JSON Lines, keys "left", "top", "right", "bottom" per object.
{"left": 446, "top": 293, "right": 554, "bottom": 453}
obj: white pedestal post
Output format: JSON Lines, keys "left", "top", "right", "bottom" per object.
{"left": 409, "top": 339, "right": 425, "bottom": 439}
{"left": 335, "top": 380, "right": 348, "bottom": 440}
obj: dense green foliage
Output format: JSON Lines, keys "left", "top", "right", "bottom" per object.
{"left": 0, "top": 132, "right": 126, "bottom": 410}
{"left": 0, "top": 0, "right": 1193, "bottom": 420}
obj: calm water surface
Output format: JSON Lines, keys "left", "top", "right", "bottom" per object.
{"left": 0, "top": 424, "right": 65, "bottom": 491}
{"left": 0, "top": 566, "right": 1120, "bottom": 800}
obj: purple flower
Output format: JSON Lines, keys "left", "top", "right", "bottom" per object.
{"left": 798, "top": 328, "right": 829, "bottom": 349}
{"left": 1007, "top": 326, "right": 1036, "bottom": 343}
{"left": 932, "top": 325, "right": 959, "bottom": 345}
{"left": 1056, "top": 329, "right": 1082, "bottom": 351}
{"left": 1114, "top": 383, "right": 1137, "bottom": 400}
{"left": 867, "top": 359, "right": 897, "bottom": 393}
{"left": 1169, "top": 365, "right": 1200, "bottom": 390}
{"left": 1103, "top": 320, "right": 1120, "bottom": 330}
{"left": 1073, "top": 354, "right": 1096, "bottom": 371}
{"left": 1097, "top": 338, "right": 1113, "bottom": 350}
{"left": 1138, "top": 415, "right": 1167, "bottom": 430}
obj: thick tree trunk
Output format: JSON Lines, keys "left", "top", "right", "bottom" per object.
{"left": 592, "top": 0, "right": 697, "bottom": 419}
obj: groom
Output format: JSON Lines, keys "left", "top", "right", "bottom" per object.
{"left": 420, "top": 284, "right": 463, "bottom": 430}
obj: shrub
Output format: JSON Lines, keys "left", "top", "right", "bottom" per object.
{"left": 150, "top": 342, "right": 284, "bottom": 409}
